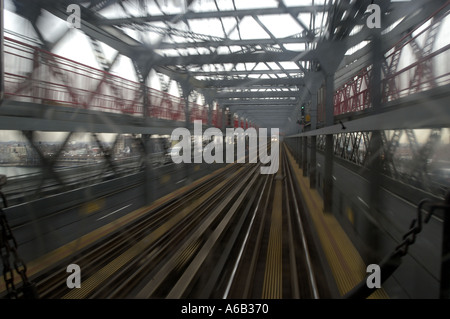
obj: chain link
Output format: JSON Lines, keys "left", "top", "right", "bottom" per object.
{"left": 345, "top": 193, "right": 450, "bottom": 299}
{"left": 394, "top": 196, "right": 450, "bottom": 257}
{"left": 0, "top": 189, "right": 37, "bottom": 299}
{"left": 0, "top": 190, "right": 17, "bottom": 298}
{"left": 394, "top": 199, "right": 428, "bottom": 257}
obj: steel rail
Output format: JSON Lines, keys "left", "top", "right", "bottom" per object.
{"left": 222, "top": 174, "right": 270, "bottom": 299}
{"left": 282, "top": 145, "right": 320, "bottom": 299}
{"left": 24, "top": 164, "right": 241, "bottom": 298}
{"left": 134, "top": 165, "right": 258, "bottom": 298}
{"left": 92, "top": 166, "right": 254, "bottom": 298}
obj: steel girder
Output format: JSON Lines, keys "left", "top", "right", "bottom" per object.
{"left": 97, "top": 5, "right": 331, "bottom": 26}
{"left": 11, "top": 0, "right": 322, "bottom": 129}
{"left": 216, "top": 90, "right": 300, "bottom": 99}
{"left": 335, "top": 0, "right": 448, "bottom": 88}
{"left": 10, "top": 0, "right": 426, "bottom": 131}
{"left": 201, "top": 77, "right": 304, "bottom": 89}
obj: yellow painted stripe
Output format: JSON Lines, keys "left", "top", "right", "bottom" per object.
{"left": 262, "top": 176, "right": 283, "bottom": 299}
{"left": 285, "top": 146, "right": 388, "bottom": 299}
{"left": 0, "top": 163, "right": 233, "bottom": 293}
{"left": 62, "top": 167, "right": 244, "bottom": 299}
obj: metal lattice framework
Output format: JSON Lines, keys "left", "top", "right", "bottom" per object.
{"left": 5, "top": 0, "right": 442, "bottom": 131}
{"left": 333, "top": 5, "right": 450, "bottom": 116}
{"left": 1, "top": 0, "right": 450, "bottom": 198}
{"left": 2, "top": 0, "right": 450, "bottom": 300}
{"left": 1, "top": 0, "right": 368, "bottom": 129}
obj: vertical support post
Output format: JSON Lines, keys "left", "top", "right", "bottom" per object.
{"left": 0, "top": 0, "right": 4, "bottom": 106}
{"left": 204, "top": 94, "right": 214, "bottom": 128}
{"left": 222, "top": 106, "right": 226, "bottom": 130}
{"left": 440, "top": 193, "right": 450, "bottom": 299}
{"left": 366, "top": 27, "right": 384, "bottom": 261}
{"left": 323, "top": 73, "right": 334, "bottom": 213}
{"left": 184, "top": 96, "right": 190, "bottom": 129}
{"left": 294, "top": 137, "right": 298, "bottom": 162}
{"left": 310, "top": 91, "right": 318, "bottom": 188}
{"left": 142, "top": 83, "right": 149, "bottom": 118}
{"left": 143, "top": 73, "right": 153, "bottom": 205}
{"left": 134, "top": 61, "right": 154, "bottom": 205}
{"left": 207, "top": 103, "right": 212, "bottom": 127}
{"left": 142, "top": 134, "right": 153, "bottom": 205}
{"left": 134, "top": 61, "right": 151, "bottom": 118}
{"left": 298, "top": 136, "right": 302, "bottom": 168}
{"left": 221, "top": 106, "right": 226, "bottom": 164}
{"left": 302, "top": 136, "right": 307, "bottom": 176}
{"left": 182, "top": 85, "right": 192, "bottom": 184}
{"left": 371, "top": 31, "right": 382, "bottom": 115}
{"left": 310, "top": 135, "right": 317, "bottom": 188}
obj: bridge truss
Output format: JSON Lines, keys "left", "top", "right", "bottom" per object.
{"left": 1, "top": 0, "right": 450, "bottom": 299}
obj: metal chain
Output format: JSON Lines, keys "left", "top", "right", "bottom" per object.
{"left": 393, "top": 208, "right": 424, "bottom": 257}
{"left": 344, "top": 192, "right": 450, "bottom": 299}
{"left": 0, "top": 190, "right": 17, "bottom": 298}
{"left": 0, "top": 190, "right": 37, "bottom": 299}
{"left": 395, "top": 196, "right": 450, "bottom": 257}
{"left": 0, "top": 214, "right": 17, "bottom": 298}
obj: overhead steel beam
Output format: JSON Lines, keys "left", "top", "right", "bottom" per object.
{"left": 252, "top": 116, "right": 290, "bottom": 120}
{"left": 190, "top": 69, "right": 303, "bottom": 77}
{"left": 288, "top": 84, "right": 450, "bottom": 137}
{"left": 97, "top": 5, "right": 332, "bottom": 26}
{"left": 329, "top": 0, "right": 369, "bottom": 41}
{"left": 230, "top": 108, "right": 296, "bottom": 116}
{"left": 335, "top": 0, "right": 444, "bottom": 87}
{"left": 36, "top": 1, "right": 209, "bottom": 93}
{"left": 246, "top": 111, "right": 292, "bottom": 117}
{"left": 39, "top": 1, "right": 144, "bottom": 57}
{"left": 248, "top": 118, "right": 290, "bottom": 123}
{"left": 217, "top": 88, "right": 301, "bottom": 95}
{"left": 229, "top": 105, "right": 295, "bottom": 111}
{"left": 217, "top": 90, "right": 300, "bottom": 99}
{"left": 157, "top": 37, "right": 308, "bottom": 50}
{"left": 221, "top": 99, "right": 298, "bottom": 106}
{"left": 342, "top": 0, "right": 429, "bottom": 51}
{"left": 277, "top": 0, "right": 315, "bottom": 40}
{"left": 153, "top": 66, "right": 206, "bottom": 90}
{"left": 200, "top": 77, "right": 304, "bottom": 88}
{"left": 247, "top": 118, "right": 290, "bottom": 126}
{"left": 155, "top": 50, "right": 314, "bottom": 66}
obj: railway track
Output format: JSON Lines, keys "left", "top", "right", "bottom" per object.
{"left": 221, "top": 146, "right": 320, "bottom": 299}
{"left": 3, "top": 143, "right": 328, "bottom": 299}
{"left": 28, "top": 162, "right": 258, "bottom": 298}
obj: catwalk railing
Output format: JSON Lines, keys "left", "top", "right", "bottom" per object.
{"left": 3, "top": 36, "right": 224, "bottom": 127}
{"left": 332, "top": 2, "right": 450, "bottom": 117}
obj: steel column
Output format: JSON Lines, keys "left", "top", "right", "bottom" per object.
{"left": 207, "top": 104, "right": 213, "bottom": 127}
{"left": 182, "top": 87, "right": 192, "bottom": 184}
{"left": 310, "top": 91, "right": 317, "bottom": 188}
{"left": 440, "top": 194, "right": 450, "bottom": 298}
{"left": 302, "top": 136, "right": 307, "bottom": 176}
{"left": 142, "top": 134, "right": 154, "bottom": 205}
{"left": 323, "top": 73, "right": 334, "bottom": 213}
{"left": 366, "top": 27, "right": 384, "bottom": 260}
{"left": 221, "top": 107, "right": 226, "bottom": 129}
{"left": 134, "top": 62, "right": 153, "bottom": 204}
